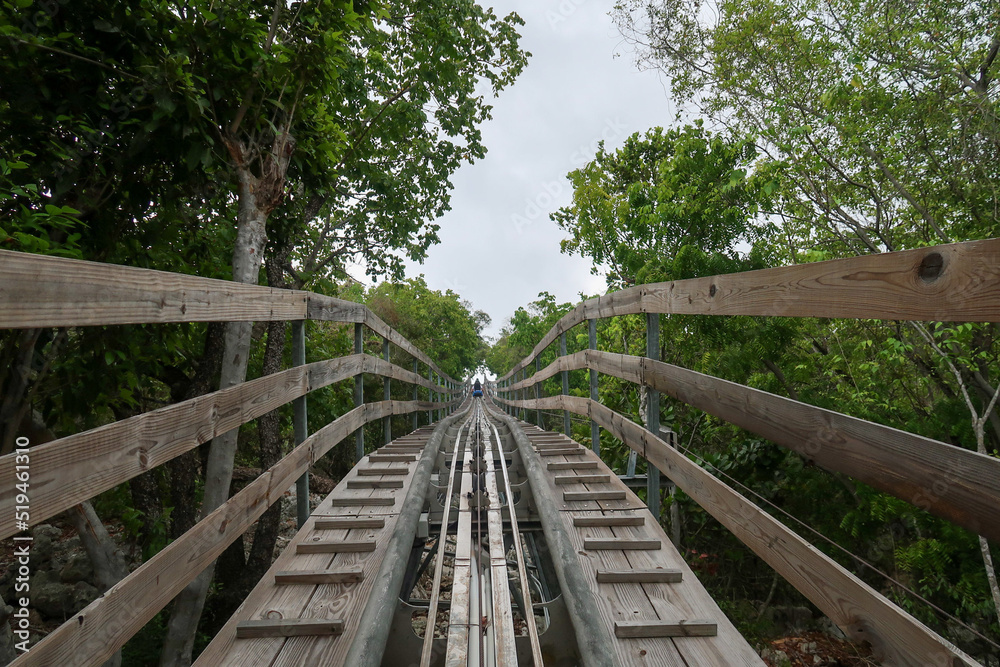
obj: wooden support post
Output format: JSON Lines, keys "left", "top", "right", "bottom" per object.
{"left": 646, "top": 312, "right": 661, "bottom": 520}
{"left": 589, "top": 318, "right": 599, "bottom": 456}
{"left": 535, "top": 356, "right": 542, "bottom": 427}
{"left": 561, "top": 332, "right": 570, "bottom": 435}
{"left": 354, "top": 322, "right": 364, "bottom": 463}
{"left": 383, "top": 337, "right": 391, "bottom": 444}
{"left": 292, "top": 321, "right": 310, "bottom": 528}
{"left": 413, "top": 359, "right": 419, "bottom": 431}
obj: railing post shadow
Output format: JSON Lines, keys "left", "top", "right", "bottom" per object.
{"left": 292, "top": 320, "right": 309, "bottom": 528}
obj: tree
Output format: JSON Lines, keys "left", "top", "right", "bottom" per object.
{"left": 0, "top": 1, "right": 528, "bottom": 661}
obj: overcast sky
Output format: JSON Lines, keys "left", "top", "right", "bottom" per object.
{"left": 361, "top": 2, "right": 677, "bottom": 340}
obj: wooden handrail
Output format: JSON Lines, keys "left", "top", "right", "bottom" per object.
{"left": 0, "top": 249, "right": 458, "bottom": 383}
{"left": 9, "top": 397, "right": 465, "bottom": 667}
{"left": 502, "top": 350, "right": 1000, "bottom": 544}
{"left": 495, "top": 394, "right": 979, "bottom": 667}
{"left": 499, "top": 238, "right": 1000, "bottom": 380}
{"left": 0, "top": 354, "right": 458, "bottom": 540}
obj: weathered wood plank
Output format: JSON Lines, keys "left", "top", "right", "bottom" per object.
{"left": 500, "top": 238, "right": 1000, "bottom": 380}
{"left": 565, "top": 491, "right": 627, "bottom": 502}
{"left": 555, "top": 474, "right": 610, "bottom": 485}
{"left": 296, "top": 541, "right": 377, "bottom": 554}
{"left": 0, "top": 250, "right": 460, "bottom": 385}
{"left": 547, "top": 460, "right": 599, "bottom": 470}
{"left": 274, "top": 568, "right": 365, "bottom": 585}
{"left": 346, "top": 479, "right": 404, "bottom": 489}
{"left": 0, "top": 249, "right": 308, "bottom": 327}
{"left": 538, "top": 448, "right": 584, "bottom": 457}
{"left": 614, "top": 621, "right": 716, "bottom": 638}
{"left": 313, "top": 518, "right": 385, "bottom": 530}
{"left": 235, "top": 619, "right": 345, "bottom": 639}
{"left": 584, "top": 539, "right": 661, "bottom": 551}
{"left": 329, "top": 497, "right": 396, "bottom": 507}
{"left": 596, "top": 569, "right": 682, "bottom": 583}
{"left": 355, "top": 467, "right": 408, "bottom": 476}
{"left": 573, "top": 516, "right": 645, "bottom": 527}
{"left": 367, "top": 454, "right": 416, "bottom": 463}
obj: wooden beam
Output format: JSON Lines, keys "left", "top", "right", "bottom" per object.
{"left": 313, "top": 517, "right": 385, "bottom": 530}
{"left": 538, "top": 448, "right": 584, "bottom": 457}
{"left": 296, "top": 540, "right": 377, "bottom": 554}
{"left": 583, "top": 539, "right": 661, "bottom": 551}
{"left": 554, "top": 474, "right": 610, "bottom": 485}
{"left": 614, "top": 620, "right": 716, "bottom": 638}
{"left": 547, "top": 461, "right": 599, "bottom": 470}
{"left": 573, "top": 516, "right": 644, "bottom": 527}
{"left": 0, "top": 250, "right": 459, "bottom": 383}
{"left": 346, "top": 479, "right": 405, "bottom": 489}
{"left": 274, "top": 568, "right": 365, "bottom": 585}
{"left": 596, "top": 569, "right": 682, "bottom": 583}
{"left": 356, "top": 467, "right": 409, "bottom": 476}
{"left": 500, "top": 238, "right": 1000, "bottom": 380}
{"left": 330, "top": 497, "right": 396, "bottom": 507}
{"left": 564, "top": 491, "right": 626, "bottom": 501}
{"left": 235, "top": 619, "right": 344, "bottom": 638}
{"left": 368, "top": 454, "right": 416, "bottom": 463}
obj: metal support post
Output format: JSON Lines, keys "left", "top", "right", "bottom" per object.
{"left": 646, "top": 313, "right": 661, "bottom": 519}
{"left": 354, "top": 323, "right": 364, "bottom": 463}
{"left": 383, "top": 337, "right": 391, "bottom": 444}
{"left": 589, "top": 318, "right": 599, "bottom": 456}
{"left": 535, "top": 356, "right": 542, "bottom": 427}
{"left": 561, "top": 332, "right": 570, "bottom": 435}
{"left": 426, "top": 368, "right": 433, "bottom": 423}
{"left": 413, "top": 359, "right": 419, "bottom": 430}
{"left": 292, "top": 321, "right": 310, "bottom": 528}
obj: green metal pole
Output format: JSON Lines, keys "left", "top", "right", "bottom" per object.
{"left": 535, "top": 356, "right": 542, "bottom": 427}
{"left": 646, "top": 313, "right": 661, "bottom": 519}
{"left": 292, "top": 321, "right": 309, "bottom": 527}
{"left": 383, "top": 337, "right": 391, "bottom": 444}
{"left": 561, "top": 332, "right": 570, "bottom": 435}
{"left": 413, "top": 359, "right": 419, "bottom": 430}
{"left": 589, "top": 319, "right": 599, "bottom": 456}
{"left": 354, "top": 323, "right": 364, "bottom": 462}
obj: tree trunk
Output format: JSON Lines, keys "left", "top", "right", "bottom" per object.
{"left": 160, "top": 131, "right": 293, "bottom": 666}
{"left": 213, "top": 251, "right": 288, "bottom": 621}
{"left": 169, "top": 322, "right": 226, "bottom": 540}
{"left": 127, "top": 472, "right": 163, "bottom": 557}
{"left": 0, "top": 329, "right": 41, "bottom": 455}
{"left": 67, "top": 501, "right": 131, "bottom": 667}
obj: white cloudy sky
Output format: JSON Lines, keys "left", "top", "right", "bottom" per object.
{"left": 360, "top": 2, "right": 678, "bottom": 339}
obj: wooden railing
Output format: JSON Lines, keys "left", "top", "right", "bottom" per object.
{"left": 0, "top": 250, "right": 463, "bottom": 665}
{"left": 493, "top": 238, "right": 1000, "bottom": 667}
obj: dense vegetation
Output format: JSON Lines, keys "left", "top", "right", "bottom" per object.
{"left": 0, "top": 1, "right": 520, "bottom": 663}
{"left": 488, "top": 0, "right": 1000, "bottom": 659}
